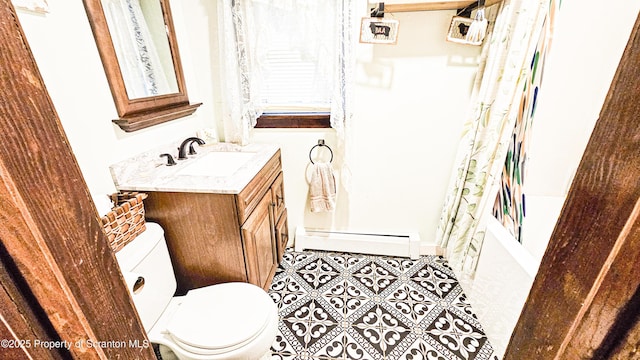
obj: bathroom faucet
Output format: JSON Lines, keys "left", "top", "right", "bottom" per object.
{"left": 178, "top": 137, "right": 205, "bottom": 160}
{"left": 160, "top": 153, "right": 177, "bottom": 166}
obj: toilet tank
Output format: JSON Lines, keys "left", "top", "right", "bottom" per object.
{"left": 115, "top": 222, "right": 177, "bottom": 332}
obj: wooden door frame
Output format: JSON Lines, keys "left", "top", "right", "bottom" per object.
{"left": 505, "top": 13, "right": 640, "bottom": 359}
{"left": 0, "top": 1, "right": 155, "bottom": 359}
{"left": 1, "top": 1, "right": 639, "bottom": 359}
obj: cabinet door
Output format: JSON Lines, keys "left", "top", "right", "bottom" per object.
{"left": 275, "top": 209, "right": 288, "bottom": 263}
{"left": 271, "top": 172, "right": 286, "bottom": 220}
{"left": 145, "top": 192, "right": 247, "bottom": 293}
{"left": 241, "top": 191, "right": 277, "bottom": 290}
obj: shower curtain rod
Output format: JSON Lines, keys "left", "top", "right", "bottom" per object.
{"left": 384, "top": 0, "right": 501, "bottom": 13}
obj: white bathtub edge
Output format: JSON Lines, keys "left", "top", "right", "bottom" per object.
{"left": 486, "top": 218, "right": 538, "bottom": 278}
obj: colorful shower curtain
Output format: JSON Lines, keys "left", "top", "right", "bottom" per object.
{"left": 493, "top": 1, "right": 558, "bottom": 243}
{"left": 435, "top": 0, "right": 552, "bottom": 275}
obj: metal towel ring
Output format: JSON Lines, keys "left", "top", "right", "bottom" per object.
{"left": 309, "top": 139, "right": 333, "bottom": 164}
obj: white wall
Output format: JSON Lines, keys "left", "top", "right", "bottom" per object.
{"left": 254, "top": 10, "right": 481, "bottom": 244}
{"left": 16, "top": 1, "right": 218, "bottom": 198}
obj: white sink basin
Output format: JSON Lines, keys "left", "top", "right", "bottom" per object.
{"left": 176, "top": 151, "right": 257, "bottom": 177}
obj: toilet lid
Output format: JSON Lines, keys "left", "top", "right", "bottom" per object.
{"left": 166, "top": 282, "right": 274, "bottom": 352}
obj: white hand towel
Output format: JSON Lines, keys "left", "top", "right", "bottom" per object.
{"left": 309, "top": 162, "right": 336, "bottom": 212}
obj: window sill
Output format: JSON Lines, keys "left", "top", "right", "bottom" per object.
{"left": 255, "top": 113, "right": 331, "bottom": 128}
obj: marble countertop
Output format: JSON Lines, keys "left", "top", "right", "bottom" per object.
{"left": 110, "top": 142, "right": 280, "bottom": 194}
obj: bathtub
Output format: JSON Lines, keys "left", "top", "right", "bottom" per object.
{"left": 465, "top": 195, "right": 565, "bottom": 358}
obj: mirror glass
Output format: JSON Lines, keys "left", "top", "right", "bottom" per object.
{"left": 84, "top": 0, "right": 201, "bottom": 132}
{"left": 100, "top": 0, "right": 178, "bottom": 99}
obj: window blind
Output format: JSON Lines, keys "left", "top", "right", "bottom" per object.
{"left": 260, "top": 41, "right": 333, "bottom": 112}
{"left": 257, "top": 32, "right": 335, "bottom": 113}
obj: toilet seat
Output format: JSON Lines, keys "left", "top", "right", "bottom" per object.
{"left": 165, "top": 282, "right": 274, "bottom": 356}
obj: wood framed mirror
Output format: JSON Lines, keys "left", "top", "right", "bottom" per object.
{"left": 83, "top": 0, "right": 201, "bottom": 132}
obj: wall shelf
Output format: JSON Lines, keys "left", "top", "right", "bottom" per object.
{"left": 384, "top": 0, "right": 502, "bottom": 12}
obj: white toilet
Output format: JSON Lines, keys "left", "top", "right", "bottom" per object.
{"left": 115, "top": 222, "right": 278, "bottom": 360}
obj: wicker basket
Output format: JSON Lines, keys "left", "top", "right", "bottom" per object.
{"left": 101, "top": 192, "right": 148, "bottom": 252}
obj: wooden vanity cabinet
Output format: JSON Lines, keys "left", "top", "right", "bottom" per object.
{"left": 271, "top": 173, "right": 289, "bottom": 262}
{"left": 140, "top": 151, "right": 287, "bottom": 294}
{"left": 241, "top": 192, "right": 277, "bottom": 289}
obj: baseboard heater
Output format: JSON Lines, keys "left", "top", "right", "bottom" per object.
{"left": 294, "top": 228, "right": 421, "bottom": 259}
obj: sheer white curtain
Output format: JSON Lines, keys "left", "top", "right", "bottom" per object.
{"left": 102, "top": 0, "right": 171, "bottom": 98}
{"left": 331, "top": 0, "right": 358, "bottom": 189}
{"left": 217, "top": 0, "right": 262, "bottom": 145}
{"left": 217, "top": 0, "right": 358, "bottom": 158}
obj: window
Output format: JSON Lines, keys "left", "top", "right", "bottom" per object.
{"left": 251, "top": 1, "right": 337, "bottom": 128}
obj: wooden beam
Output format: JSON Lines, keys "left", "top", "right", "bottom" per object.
{"left": 0, "top": 257, "right": 62, "bottom": 360}
{"left": 505, "top": 13, "right": 640, "bottom": 360}
{"left": 0, "top": 1, "right": 156, "bottom": 358}
{"left": 572, "top": 199, "right": 640, "bottom": 358}
{"left": 385, "top": 0, "right": 502, "bottom": 13}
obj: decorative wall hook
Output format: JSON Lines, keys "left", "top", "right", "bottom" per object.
{"left": 370, "top": 2, "right": 384, "bottom": 18}
{"left": 457, "top": 0, "right": 486, "bottom": 17}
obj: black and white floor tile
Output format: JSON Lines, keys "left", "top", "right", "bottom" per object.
{"left": 268, "top": 249, "right": 498, "bottom": 360}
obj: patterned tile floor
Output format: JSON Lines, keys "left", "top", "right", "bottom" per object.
{"left": 268, "top": 249, "right": 498, "bottom": 360}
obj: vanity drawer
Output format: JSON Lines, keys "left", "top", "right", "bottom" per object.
{"left": 271, "top": 172, "right": 285, "bottom": 221}
{"left": 237, "top": 151, "right": 281, "bottom": 224}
